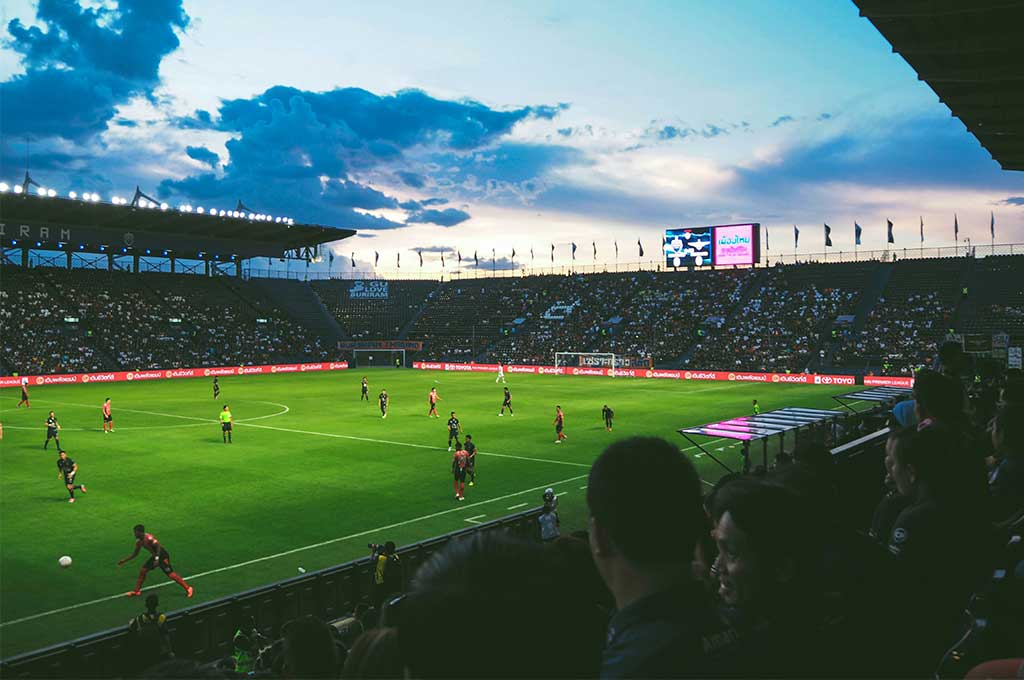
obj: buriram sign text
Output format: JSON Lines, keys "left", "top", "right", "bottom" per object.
{"left": 0, "top": 362, "right": 349, "bottom": 389}
{"left": 412, "top": 362, "right": 868, "bottom": 386}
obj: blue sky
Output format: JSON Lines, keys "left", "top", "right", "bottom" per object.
{"left": 1, "top": 0, "right": 1021, "bottom": 271}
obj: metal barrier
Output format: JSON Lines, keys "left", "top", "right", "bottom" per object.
{"left": 0, "top": 507, "right": 545, "bottom": 679}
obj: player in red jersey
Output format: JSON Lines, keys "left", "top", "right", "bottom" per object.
{"left": 18, "top": 377, "right": 30, "bottom": 408}
{"left": 554, "top": 405, "right": 567, "bottom": 443}
{"left": 428, "top": 387, "right": 441, "bottom": 418}
{"left": 452, "top": 447, "right": 469, "bottom": 501}
{"left": 102, "top": 398, "right": 114, "bottom": 433}
{"left": 118, "top": 524, "right": 194, "bottom": 598}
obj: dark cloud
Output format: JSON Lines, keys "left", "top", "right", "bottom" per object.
{"left": 1001, "top": 196, "right": 1024, "bottom": 206}
{"left": 647, "top": 123, "right": 729, "bottom": 142}
{"left": 657, "top": 125, "right": 692, "bottom": 140}
{"left": 356, "top": 233, "right": 378, "bottom": 239}
{"left": 1, "top": 0, "right": 189, "bottom": 142}
{"left": 395, "top": 170, "right": 426, "bottom": 188}
{"left": 323, "top": 180, "right": 398, "bottom": 210}
{"left": 421, "top": 197, "right": 448, "bottom": 206}
{"left": 185, "top": 145, "right": 220, "bottom": 168}
{"left": 405, "top": 207, "right": 471, "bottom": 227}
{"left": 409, "top": 246, "right": 453, "bottom": 253}
{"left": 465, "top": 256, "right": 518, "bottom": 270}
{"left": 817, "top": 112, "right": 834, "bottom": 121}
{"left": 171, "top": 109, "right": 216, "bottom": 130}
{"left": 769, "top": 115, "right": 795, "bottom": 128}
{"left": 398, "top": 200, "right": 422, "bottom": 211}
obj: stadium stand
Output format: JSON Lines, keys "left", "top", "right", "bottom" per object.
{"left": 311, "top": 279, "right": 437, "bottom": 341}
{"left": 959, "top": 255, "right": 1024, "bottom": 347}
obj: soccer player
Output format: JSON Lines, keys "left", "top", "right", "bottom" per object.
{"left": 213, "top": 377, "right": 220, "bottom": 399}
{"left": 602, "top": 404, "right": 614, "bottom": 431}
{"left": 220, "top": 405, "right": 233, "bottom": 444}
{"left": 57, "top": 450, "right": 86, "bottom": 503}
{"left": 361, "top": 377, "right": 369, "bottom": 401}
{"left": 102, "top": 398, "right": 114, "bottom": 433}
{"left": 499, "top": 386, "right": 513, "bottom": 416}
{"left": 554, "top": 405, "right": 567, "bottom": 443}
{"left": 753, "top": 399, "right": 761, "bottom": 415}
{"left": 44, "top": 411, "right": 61, "bottom": 450}
{"left": 447, "top": 411, "right": 462, "bottom": 451}
{"left": 452, "top": 446, "right": 469, "bottom": 501}
{"left": 428, "top": 387, "right": 441, "bottom": 418}
{"left": 118, "top": 524, "right": 194, "bottom": 598}
{"left": 495, "top": 362, "right": 506, "bottom": 384}
{"left": 17, "top": 377, "right": 30, "bottom": 408}
{"left": 379, "top": 390, "right": 389, "bottom": 418}
{"left": 465, "top": 434, "right": 477, "bottom": 486}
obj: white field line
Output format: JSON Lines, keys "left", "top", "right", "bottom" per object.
{"left": 0, "top": 472, "right": 587, "bottom": 628}
{"left": 464, "top": 515, "right": 486, "bottom": 524}
{"left": 506, "top": 502, "right": 528, "bottom": 510}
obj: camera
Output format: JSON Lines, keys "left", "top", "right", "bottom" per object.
{"left": 368, "top": 543, "right": 383, "bottom": 552}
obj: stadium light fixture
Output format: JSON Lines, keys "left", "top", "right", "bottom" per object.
{"left": 13, "top": 185, "right": 23, "bottom": 194}
{"left": 0, "top": 182, "right": 9, "bottom": 192}
{"left": 36, "top": 186, "right": 47, "bottom": 196}
{"left": 160, "top": 202, "right": 169, "bottom": 211}
{"left": 47, "top": 188, "right": 57, "bottom": 197}
{"left": 197, "top": 206, "right": 205, "bottom": 214}
{"left": 69, "top": 191, "right": 78, "bottom": 199}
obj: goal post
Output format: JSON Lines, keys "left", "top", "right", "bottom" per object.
{"left": 352, "top": 349, "right": 406, "bottom": 368}
{"left": 554, "top": 352, "right": 618, "bottom": 369}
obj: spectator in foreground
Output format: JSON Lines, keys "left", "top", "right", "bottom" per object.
{"left": 989, "top": 403, "right": 1024, "bottom": 522}
{"left": 397, "top": 532, "right": 606, "bottom": 678}
{"left": 586, "top": 437, "right": 731, "bottom": 678}
{"left": 281, "top": 615, "right": 341, "bottom": 679}
{"left": 129, "top": 594, "right": 173, "bottom": 669}
{"left": 538, "top": 501, "right": 560, "bottom": 542}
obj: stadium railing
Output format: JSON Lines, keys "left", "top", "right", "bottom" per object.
{"left": 0, "top": 507, "right": 547, "bottom": 679}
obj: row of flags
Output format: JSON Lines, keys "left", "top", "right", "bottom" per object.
{"left": 780, "top": 212, "right": 996, "bottom": 250}
{"left": 326, "top": 213, "right": 999, "bottom": 267}
{"left": 330, "top": 240, "right": 648, "bottom": 268}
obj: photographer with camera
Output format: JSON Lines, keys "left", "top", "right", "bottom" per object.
{"left": 369, "top": 541, "right": 402, "bottom": 610}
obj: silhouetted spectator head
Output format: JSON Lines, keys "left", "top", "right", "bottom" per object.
{"left": 938, "top": 341, "right": 966, "bottom": 377}
{"left": 398, "top": 532, "right": 604, "bottom": 678}
{"left": 342, "top": 627, "right": 404, "bottom": 679}
{"left": 282, "top": 616, "right": 339, "bottom": 679}
{"left": 709, "top": 480, "right": 815, "bottom": 610}
{"left": 913, "top": 369, "right": 964, "bottom": 426}
{"left": 586, "top": 437, "right": 704, "bottom": 584}
{"left": 885, "top": 425, "right": 962, "bottom": 501}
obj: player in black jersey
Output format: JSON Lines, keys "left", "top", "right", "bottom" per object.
{"left": 212, "top": 377, "right": 220, "bottom": 399}
{"left": 44, "top": 411, "right": 61, "bottom": 450}
{"left": 602, "top": 404, "right": 614, "bottom": 431}
{"left": 465, "top": 434, "right": 477, "bottom": 486}
{"left": 379, "top": 390, "right": 389, "bottom": 418}
{"left": 57, "top": 450, "right": 87, "bottom": 503}
{"left": 361, "top": 377, "right": 369, "bottom": 401}
{"left": 447, "top": 412, "right": 462, "bottom": 451}
{"left": 499, "top": 386, "right": 514, "bottom": 416}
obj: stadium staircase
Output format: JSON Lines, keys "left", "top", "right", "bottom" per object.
{"left": 664, "top": 268, "right": 769, "bottom": 369}
{"left": 396, "top": 281, "right": 444, "bottom": 340}
{"left": 248, "top": 278, "right": 347, "bottom": 346}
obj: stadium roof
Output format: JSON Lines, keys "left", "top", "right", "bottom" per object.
{"left": 856, "top": 0, "right": 1024, "bottom": 171}
{"left": 0, "top": 191, "right": 355, "bottom": 262}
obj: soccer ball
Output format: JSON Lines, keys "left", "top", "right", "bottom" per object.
{"left": 58, "top": 555, "right": 73, "bottom": 569}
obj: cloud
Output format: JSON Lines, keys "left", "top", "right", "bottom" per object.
{"left": 408, "top": 246, "right": 453, "bottom": 253}
{"left": 395, "top": 170, "right": 426, "bottom": 188}
{"left": 185, "top": 145, "right": 219, "bottom": 168}
{"left": 324, "top": 180, "right": 398, "bottom": 210}
{"left": 465, "top": 256, "right": 518, "bottom": 270}
{"left": 1, "top": 0, "right": 190, "bottom": 142}
{"left": 817, "top": 112, "right": 834, "bottom": 121}
{"left": 1002, "top": 196, "right": 1024, "bottom": 206}
{"left": 769, "top": 115, "right": 795, "bottom": 127}
{"left": 406, "top": 207, "right": 471, "bottom": 227}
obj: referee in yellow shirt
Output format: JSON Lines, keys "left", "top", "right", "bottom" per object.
{"left": 219, "top": 405, "right": 233, "bottom": 444}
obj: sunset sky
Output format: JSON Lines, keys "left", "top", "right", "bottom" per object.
{"left": 2, "top": 0, "right": 1022, "bottom": 272}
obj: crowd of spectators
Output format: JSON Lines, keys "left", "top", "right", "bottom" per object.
{"left": 688, "top": 267, "right": 858, "bottom": 372}
{"left": 836, "top": 291, "right": 949, "bottom": 374}
{"left": 0, "top": 266, "right": 334, "bottom": 375}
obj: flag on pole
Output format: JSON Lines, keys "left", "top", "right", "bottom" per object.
{"left": 457, "top": 251, "right": 462, "bottom": 265}
{"left": 824, "top": 224, "right": 832, "bottom": 248}
{"left": 794, "top": 225, "right": 799, "bottom": 249}
{"left": 350, "top": 253, "right": 355, "bottom": 268}
{"left": 374, "top": 251, "right": 379, "bottom": 268}
{"left": 615, "top": 240, "right": 619, "bottom": 258}
{"left": 397, "top": 252, "right": 400, "bottom": 268}
{"left": 474, "top": 250, "right": 479, "bottom": 266}
{"left": 328, "top": 251, "right": 334, "bottom": 266}
{"left": 530, "top": 247, "right": 534, "bottom": 262}
{"left": 511, "top": 248, "right": 516, "bottom": 262}
{"left": 550, "top": 243, "right": 555, "bottom": 262}
{"left": 418, "top": 250, "right": 423, "bottom": 267}
{"left": 954, "top": 214, "right": 959, "bottom": 241}
{"left": 491, "top": 248, "right": 495, "bottom": 268}
{"left": 991, "top": 211, "right": 995, "bottom": 239}
{"left": 637, "top": 239, "right": 644, "bottom": 257}
{"left": 855, "top": 222, "right": 862, "bottom": 246}
{"left": 887, "top": 219, "right": 894, "bottom": 244}
{"left": 765, "top": 226, "right": 770, "bottom": 251}
{"left": 920, "top": 216, "right": 924, "bottom": 243}
{"left": 592, "top": 241, "right": 597, "bottom": 259}
{"left": 441, "top": 252, "right": 445, "bottom": 268}
{"left": 571, "top": 242, "right": 577, "bottom": 260}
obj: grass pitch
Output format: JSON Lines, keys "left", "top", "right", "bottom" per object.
{"left": 0, "top": 369, "right": 856, "bottom": 657}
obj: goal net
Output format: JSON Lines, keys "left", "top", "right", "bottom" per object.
{"left": 352, "top": 349, "right": 406, "bottom": 368}
{"left": 554, "top": 352, "right": 618, "bottom": 369}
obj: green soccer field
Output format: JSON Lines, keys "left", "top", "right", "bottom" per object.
{"left": 0, "top": 369, "right": 856, "bottom": 657}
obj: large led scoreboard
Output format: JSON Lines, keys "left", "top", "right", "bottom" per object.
{"left": 663, "top": 223, "right": 761, "bottom": 267}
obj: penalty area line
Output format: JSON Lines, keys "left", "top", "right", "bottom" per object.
{"left": 0, "top": 472, "right": 587, "bottom": 629}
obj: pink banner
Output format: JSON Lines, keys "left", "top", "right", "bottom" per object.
{"left": 864, "top": 375, "right": 915, "bottom": 388}
{"left": 1, "top": 362, "right": 349, "bottom": 389}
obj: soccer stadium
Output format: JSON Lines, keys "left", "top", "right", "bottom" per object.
{"left": 1, "top": 1, "right": 1022, "bottom": 678}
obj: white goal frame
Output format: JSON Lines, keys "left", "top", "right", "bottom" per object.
{"left": 353, "top": 349, "right": 406, "bottom": 368}
{"left": 554, "top": 352, "right": 619, "bottom": 369}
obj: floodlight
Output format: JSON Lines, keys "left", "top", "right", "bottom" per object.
{"left": 197, "top": 206, "right": 205, "bottom": 214}
{"left": 160, "top": 202, "right": 169, "bottom": 211}
{"left": 69, "top": 191, "right": 78, "bottom": 199}
{"left": 13, "top": 185, "right": 23, "bottom": 194}
{"left": 36, "top": 186, "right": 47, "bottom": 196}
{"left": 47, "top": 188, "right": 57, "bottom": 197}
{"left": 0, "top": 182, "right": 9, "bottom": 192}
